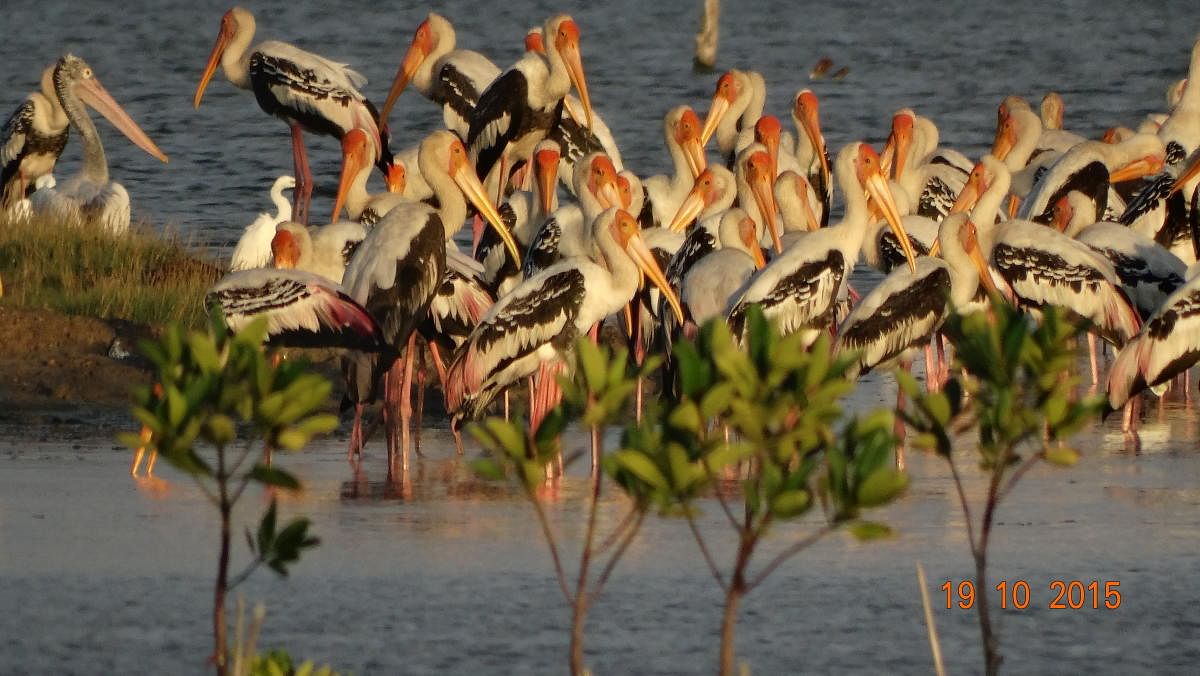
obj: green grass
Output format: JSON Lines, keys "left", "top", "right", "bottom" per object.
{"left": 0, "top": 211, "right": 221, "bottom": 328}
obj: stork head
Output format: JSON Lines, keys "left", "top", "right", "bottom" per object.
{"left": 547, "top": 16, "right": 592, "bottom": 129}
{"left": 737, "top": 212, "right": 767, "bottom": 269}
{"left": 950, "top": 161, "right": 989, "bottom": 215}
{"left": 754, "top": 115, "right": 783, "bottom": 177}
{"left": 793, "top": 89, "right": 829, "bottom": 181}
{"left": 584, "top": 154, "right": 621, "bottom": 209}
{"left": 525, "top": 28, "right": 545, "bottom": 54}
{"left": 991, "top": 108, "right": 1018, "bottom": 161}
{"left": 607, "top": 209, "right": 684, "bottom": 324}
{"left": 744, "top": 150, "right": 782, "bottom": 253}
{"left": 882, "top": 110, "right": 914, "bottom": 179}
{"left": 381, "top": 13, "right": 448, "bottom": 122}
{"left": 855, "top": 143, "right": 917, "bottom": 271}
{"left": 271, "top": 226, "right": 301, "bottom": 269}
{"left": 385, "top": 160, "right": 407, "bottom": 194}
{"left": 667, "top": 168, "right": 726, "bottom": 232}
{"left": 194, "top": 7, "right": 254, "bottom": 109}
{"left": 700, "top": 71, "right": 742, "bottom": 146}
{"left": 429, "top": 131, "right": 522, "bottom": 265}
{"left": 1040, "top": 92, "right": 1065, "bottom": 130}
{"left": 533, "top": 143, "right": 560, "bottom": 215}
{"left": 672, "top": 106, "right": 706, "bottom": 178}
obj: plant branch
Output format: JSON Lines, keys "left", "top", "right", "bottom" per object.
{"left": 945, "top": 452, "right": 978, "bottom": 555}
{"left": 594, "top": 503, "right": 639, "bottom": 556}
{"left": 226, "top": 559, "right": 263, "bottom": 591}
{"left": 588, "top": 511, "right": 646, "bottom": 605}
{"left": 528, "top": 487, "right": 573, "bottom": 605}
{"left": 228, "top": 471, "right": 255, "bottom": 506}
{"left": 227, "top": 438, "right": 256, "bottom": 476}
{"left": 684, "top": 510, "right": 728, "bottom": 592}
{"left": 701, "top": 457, "right": 742, "bottom": 532}
{"left": 996, "top": 448, "right": 1045, "bottom": 503}
{"left": 746, "top": 524, "right": 832, "bottom": 591}
{"left": 189, "top": 474, "right": 220, "bottom": 507}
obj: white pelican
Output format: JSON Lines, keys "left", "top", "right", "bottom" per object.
{"left": 445, "top": 208, "right": 684, "bottom": 430}
{"left": 725, "top": 143, "right": 918, "bottom": 346}
{"left": 379, "top": 12, "right": 500, "bottom": 138}
{"left": 2, "top": 64, "right": 68, "bottom": 211}
{"left": 466, "top": 14, "right": 593, "bottom": 200}
{"left": 30, "top": 55, "right": 169, "bottom": 234}
{"left": 193, "top": 6, "right": 390, "bottom": 225}
{"left": 639, "top": 105, "right": 706, "bottom": 228}
{"left": 230, "top": 175, "right": 295, "bottom": 271}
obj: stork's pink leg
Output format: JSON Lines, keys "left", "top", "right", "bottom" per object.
{"left": 289, "top": 121, "right": 313, "bottom": 225}
{"left": 895, "top": 359, "right": 911, "bottom": 471}
{"left": 400, "top": 332, "right": 418, "bottom": 470}
{"left": 1087, "top": 333, "right": 1100, "bottom": 390}
{"left": 384, "top": 359, "right": 404, "bottom": 474}
{"left": 347, "top": 403, "right": 365, "bottom": 462}
{"left": 414, "top": 343, "right": 426, "bottom": 456}
{"left": 588, "top": 322, "right": 600, "bottom": 344}
{"left": 923, "top": 343, "right": 938, "bottom": 393}
{"left": 936, "top": 335, "right": 948, "bottom": 389}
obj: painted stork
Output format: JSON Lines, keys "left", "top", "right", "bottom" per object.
{"left": 837, "top": 213, "right": 994, "bottom": 381}
{"left": 2, "top": 64, "right": 68, "bottom": 211}
{"left": 735, "top": 145, "right": 784, "bottom": 253}
{"left": 1054, "top": 190, "right": 1186, "bottom": 321}
{"left": 331, "top": 127, "right": 409, "bottom": 225}
{"left": 478, "top": 142, "right": 559, "bottom": 296}
{"left": 270, "top": 220, "right": 366, "bottom": 284}
{"left": 445, "top": 208, "right": 684, "bottom": 430}
{"left": 29, "top": 55, "right": 169, "bottom": 234}
{"left": 340, "top": 131, "right": 517, "bottom": 465}
{"left": 379, "top": 12, "right": 500, "bottom": 139}
{"left": 639, "top": 105, "right": 706, "bottom": 228}
{"left": 1157, "top": 38, "right": 1200, "bottom": 174}
{"left": 883, "top": 109, "right": 971, "bottom": 223}
{"left": 523, "top": 152, "right": 621, "bottom": 279}
{"left": 230, "top": 175, "right": 295, "bottom": 271}
{"left": 699, "top": 69, "right": 766, "bottom": 166}
{"left": 1108, "top": 269, "right": 1200, "bottom": 414}
{"left": 193, "top": 6, "right": 390, "bottom": 225}
{"left": 725, "top": 143, "right": 918, "bottom": 346}
{"left": 1018, "top": 133, "right": 1165, "bottom": 224}
{"left": 680, "top": 208, "right": 766, "bottom": 329}
{"left": 466, "top": 14, "right": 593, "bottom": 201}
{"left": 1040, "top": 92, "right": 1065, "bottom": 131}
{"left": 207, "top": 268, "right": 385, "bottom": 351}
{"left": 790, "top": 90, "right": 832, "bottom": 226}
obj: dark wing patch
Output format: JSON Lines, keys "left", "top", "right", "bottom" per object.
{"left": 549, "top": 113, "right": 605, "bottom": 164}
{"left": 433, "top": 62, "right": 482, "bottom": 123}
{"left": 729, "top": 249, "right": 845, "bottom": 339}
{"left": 467, "top": 69, "right": 529, "bottom": 180}
{"left": 249, "top": 52, "right": 358, "bottom": 138}
{"left": 1119, "top": 172, "right": 1174, "bottom": 226}
{"left": 879, "top": 230, "right": 931, "bottom": 273}
{"left": 365, "top": 216, "right": 447, "bottom": 347}
{"left": 839, "top": 268, "right": 950, "bottom": 374}
{"left": 523, "top": 216, "right": 561, "bottom": 278}
{"left": 992, "top": 243, "right": 1106, "bottom": 296}
{"left": 1032, "top": 161, "right": 1108, "bottom": 225}
{"left": 917, "top": 175, "right": 956, "bottom": 221}
{"left": 474, "top": 268, "right": 586, "bottom": 370}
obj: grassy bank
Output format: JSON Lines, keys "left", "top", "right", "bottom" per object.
{"left": 0, "top": 212, "right": 221, "bottom": 328}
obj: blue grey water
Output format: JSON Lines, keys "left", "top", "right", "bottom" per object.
{"left": 3, "top": 0, "right": 1200, "bottom": 673}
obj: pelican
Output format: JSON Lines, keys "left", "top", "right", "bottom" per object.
{"left": 445, "top": 208, "right": 684, "bottom": 431}
{"left": 2, "top": 64, "right": 69, "bottom": 211}
{"left": 30, "top": 55, "right": 169, "bottom": 234}
{"left": 379, "top": 12, "right": 500, "bottom": 138}
{"left": 194, "top": 6, "right": 390, "bottom": 225}
{"left": 726, "top": 143, "right": 918, "bottom": 346}
{"left": 230, "top": 175, "right": 295, "bottom": 271}
{"left": 467, "top": 14, "right": 593, "bottom": 200}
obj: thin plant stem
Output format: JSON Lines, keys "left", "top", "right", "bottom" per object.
{"left": 915, "top": 562, "right": 947, "bottom": 676}
{"left": 594, "top": 503, "right": 639, "bottom": 556}
{"left": 946, "top": 452, "right": 977, "bottom": 553}
{"left": 189, "top": 474, "right": 220, "bottom": 508}
{"left": 569, "top": 423, "right": 605, "bottom": 676}
{"left": 996, "top": 449, "right": 1045, "bottom": 503}
{"left": 684, "top": 510, "right": 728, "bottom": 592}
{"left": 701, "top": 457, "right": 742, "bottom": 531}
{"left": 213, "top": 444, "right": 231, "bottom": 676}
{"left": 588, "top": 511, "right": 646, "bottom": 605}
{"left": 745, "top": 525, "right": 833, "bottom": 591}
{"left": 528, "top": 488, "right": 573, "bottom": 605}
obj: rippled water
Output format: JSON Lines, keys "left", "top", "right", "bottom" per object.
{"left": 3, "top": 382, "right": 1200, "bottom": 674}
{"left": 3, "top": 0, "right": 1196, "bottom": 252}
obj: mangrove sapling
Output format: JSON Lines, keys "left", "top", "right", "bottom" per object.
{"left": 122, "top": 313, "right": 334, "bottom": 675}
{"left": 897, "top": 303, "right": 1103, "bottom": 676}
{"left": 611, "top": 309, "right": 910, "bottom": 676}
{"left": 471, "top": 338, "right": 659, "bottom": 676}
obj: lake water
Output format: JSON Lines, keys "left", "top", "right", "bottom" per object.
{"left": 3, "top": 1, "right": 1200, "bottom": 673}
{"left": 2, "top": 0, "right": 1196, "bottom": 251}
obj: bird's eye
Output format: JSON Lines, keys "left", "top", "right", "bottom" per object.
{"left": 83, "top": 68, "right": 92, "bottom": 78}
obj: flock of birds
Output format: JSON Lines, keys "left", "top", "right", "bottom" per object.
{"left": 7, "top": 8, "right": 1200, "bottom": 470}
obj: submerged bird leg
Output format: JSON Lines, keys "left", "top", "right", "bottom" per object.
{"left": 290, "top": 121, "right": 313, "bottom": 225}
{"left": 384, "top": 359, "right": 404, "bottom": 475}
{"left": 895, "top": 359, "right": 912, "bottom": 470}
{"left": 347, "top": 403, "right": 365, "bottom": 461}
{"left": 1087, "top": 333, "right": 1100, "bottom": 391}
{"left": 130, "top": 425, "right": 152, "bottom": 477}
{"left": 414, "top": 342, "right": 427, "bottom": 456}
{"left": 400, "top": 332, "right": 418, "bottom": 470}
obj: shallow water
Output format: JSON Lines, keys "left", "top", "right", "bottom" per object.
{"left": 2, "top": 0, "right": 1196, "bottom": 252}
{"left": 2, "top": 377, "right": 1199, "bottom": 674}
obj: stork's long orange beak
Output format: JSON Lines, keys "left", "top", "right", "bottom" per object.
{"left": 534, "top": 148, "right": 560, "bottom": 216}
{"left": 950, "top": 164, "right": 986, "bottom": 215}
{"left": 450, "top": 141, "right": 522, "bottom": 265}
{"left": 194, "top": 11, "right": 234, "bottom": 109}
{"left": 381, "top": 25, "right": 432, "bottom": 123}
{"left": 747, "top": 152, "right": 782, "bottom": 253}
{"left": 555, "top": 20, "right": 592, "bottom": 129}
{"left": 332, "top": 128, "right": 372, "bottom": 221}
{"left": 794, "top": 90, "right": 829, "bottom": 187}
{"left": 700, "top": 72, "right": 737, "bottom": 147}
{"left": 614, "top": 211, "right": 684, "bottom": 323}
{"left": 1109, "top": 154, "right": 1164, "bottom": 184}
{"left": 859, "top": 145, "right": 917, "bottom": 272}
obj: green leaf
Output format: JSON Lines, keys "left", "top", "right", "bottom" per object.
{"left": 203, "top": 414, "right": 236, "bottom": 446}
{"left": 577, "top": 339, "right": 606, "bottom": 394}
{"left": 770, "top": 489, "right": 811, "bottom": 518}
{"left": 613, "top": 450, "right": 670, "bottom": 491}
{"left": 856, "top": 469, "right": 909, "bottom": 507}
{"left": 257, "top": 501, "right": 278, "bottom": 556}
{"left": 275, "top": 428, "right": 309, "bottom": 452}
{"left": 668, "top": 401, "right": 702, "bottom": 433}
{"left": 187, "top": 331, "right": 222, "bottom": 374}
{"left": 1044, "top": 446, "right": 1080, "bottom": 467}
{"left": 249, "top": 465, "right": 301, "bottom": 491}
{"left": 848, "top": 520, "right": 894, "bottom": 540}
{"left": 471, "top": 458, "right": 506, "bottom": 481}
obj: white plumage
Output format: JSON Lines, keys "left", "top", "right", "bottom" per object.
{"left": 230, "top": 175, "right": 295, "bottom": 271}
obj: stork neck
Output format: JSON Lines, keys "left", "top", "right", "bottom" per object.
{"left": 343, "top": 164, "right": 373, "bottom": 221}
{"left": 430, "top": 170, "right": 468, "bottom": 239}
{"left": 55, "top": 75, "right": 107, "bottom": 185}
{"left": 664, "top": 129, "right": 693, "bottom": 194}
{"left": 594, "top": 222, "right": 639, "bottom": 303}
{"left": 539, "top": 47, "right": 571, "bottom": 110}
{"left": 270, "top": 179, "right": 293, "bottom": 221}
{"left": 414, "top": 29, "right": 454, "bottom": 95}
{"left": 835, "top": 155, "right": 871, "bottom": 253}
{"left": 223, "top": 19, "right": 255, "bottom": 90}
{"left": 1005, "top": 109, "right": 1042, "bottom": 171}
{"left": 938, "top": 220, "right": 980, "bottom": 308}
{"left": 971, "top": 161, "right": 1011, "bottom": 232}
